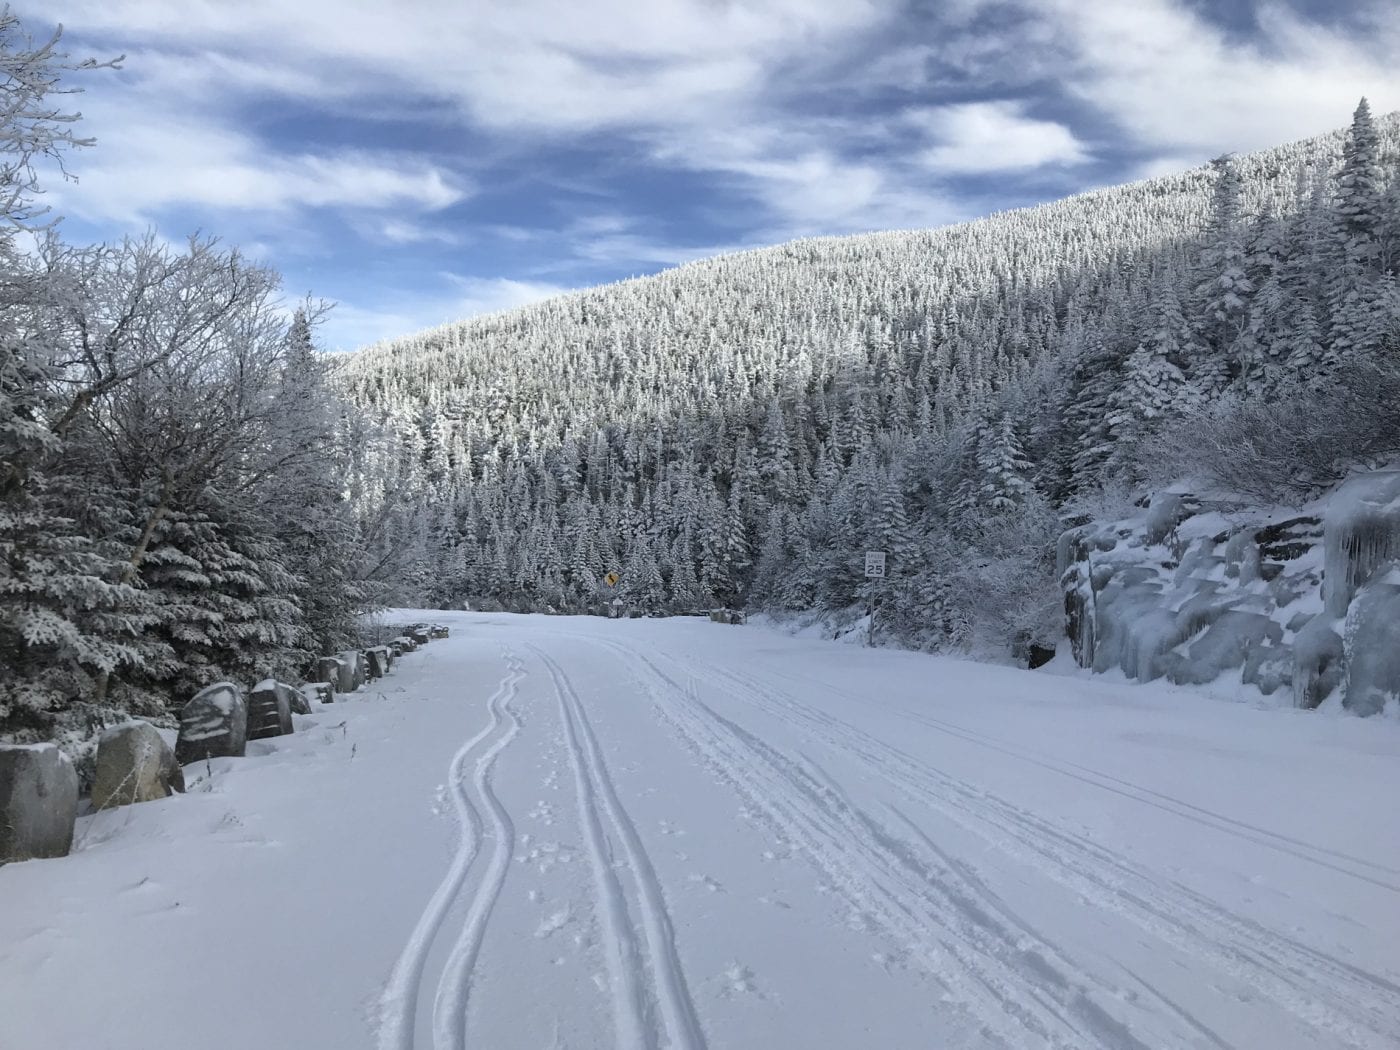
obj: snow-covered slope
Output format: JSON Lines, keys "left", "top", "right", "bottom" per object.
{"left": 4, "top": 613, "right": 1398, "bottom": 1049}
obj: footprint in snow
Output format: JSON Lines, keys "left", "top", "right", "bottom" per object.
{"left": 717, "top": 963, "right": 764, "bottom": 999}
{"left": 534, "top": 909, "right": 572, "bottom": 938}
{"left": 529, "top": 801, "right": 555, "bottom": 824}
{"left": 687, "top": 873, "right": 724, "bottom": 893}
{"left": 518, "top": 840, "right": 576, "bottom": 873}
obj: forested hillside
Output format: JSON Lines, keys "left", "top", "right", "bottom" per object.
{"left": 4, "top": 0, "right": 1397, "bottom": 758}
{"left": 339, "top": 102, "right": 1400, "bottom": 656}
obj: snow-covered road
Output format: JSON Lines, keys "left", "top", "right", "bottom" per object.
{"left": 4, "top": 613, "right": 1399, "bottom": 1050}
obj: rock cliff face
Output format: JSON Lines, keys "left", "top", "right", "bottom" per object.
{"left": 1058, "top": 471, "right": 1400, "bottom": 715}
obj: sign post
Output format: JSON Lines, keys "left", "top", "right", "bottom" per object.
{"left": 864, "top": 551, "right": 886, "bottom": 647}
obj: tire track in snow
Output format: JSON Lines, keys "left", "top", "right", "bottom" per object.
{"left": 377, "top": 649, "right": 526, "bottom": 1050}
{"left": 599, "top": 639, "right": 1151, "bottom": 1050}
{"left": 530, "top": 643, "right": 707, "bottom": 1050}
{"left": 432, "top": 651, "right": 527, "bottom": 1050}
{"left": 701, "top": 657, "right": 1400, "bottom": 1050}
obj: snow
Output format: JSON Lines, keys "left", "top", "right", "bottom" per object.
{"left": 2, "top": 742, "right": 65, "bottom": 755}
{"left": 196, "top": 681, "right": 242, "bottom": 717}
{"left": 1342, "top": 572, "right": 1400, "bottom": 717}
{"left": 2, "top": 612, "right": 1399, "bottom": 1050}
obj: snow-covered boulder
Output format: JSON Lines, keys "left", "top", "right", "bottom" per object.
{"left": 1342, "top": 573, "right": 1400, "bottom": 716}
{"left": 286, "top": 683, "right": 312, "bottom": 716}
{"left": 314, "top": 657, "right": 342, "bottom": 693}
{"left": 335, "top": 650, "right": 365, "bottom": 693}
{"left": 1161, "top": 611, "right": 1282, "bottom": 687}
{"left": 246, "top": 680, "right": 295, "bottom": 740}
{"left": 0, "top": 744, "right": 78, "bottom": 863}
{"left": 175, "top": 683, "right": 248, "bottom": 765}
{"left": 365, "top": 646, "right": 392, "bottom": 679}
{"left": 360, "top": 649, "right": 381, "bottom": 682}
{"left": 91, "top": 722, "right": 185, "bottom": 811}
{"left": 1291, "top": 615, "right": 1345, "bottom": 709}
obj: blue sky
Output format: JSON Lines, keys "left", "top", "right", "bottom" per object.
{"left": 18, "top": 0, "right": 1400, "bottom": 350}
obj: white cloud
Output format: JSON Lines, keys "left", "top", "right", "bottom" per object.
{"left": 47, "top": 84, "right": 468, "bottom": 224}
{"left": 320, "top": 276, "right": 572, "bottom": 351}
{"left": 26, "top": 0, "right": 920, "bottom": 242}
{"left": 913, "top": 101, "right": 1087, "bottom": 174}
{"left": 373, "top": 220, "right": 463, "bottom": 246}
{"left": 23, "top": 0, "right": 1400, "bottom": 347}
{"left": 1039, "top": 0, "right": 1400, "bottom": 156}
{"left": 34, "top": 0, "right": 889, "bottom": 132}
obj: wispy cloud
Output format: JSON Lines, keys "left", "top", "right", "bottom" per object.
{"left": 913, "top": 102, "right": 1087, "bottom": 175}
{"left": 20, "top": 0, "right": 1400, "bottom": 347}
{"left": 320, "top": 275, "right": 573, "bottom": 351}
{"left": 1040, "top": 0, "right": 1400, "bottom": 155}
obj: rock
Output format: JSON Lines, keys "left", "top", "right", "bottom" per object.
{"left": 335, "top": 650, "right": 365, "bottom": 693}
{"left": 1090, "top": 567, "right": 1173, "bottom": 679}
{"left": 91, "top": 722, "right": 185, "bottom": 811}
{"left": 286, "top": 683, "right": 313, "bottom": 716}
{"left": 1243, "top": 645, "right": 1291, "bottom": 696}
{"left": 1292, "top": 615, "right": 1345, "bottom": 710}
{"left": 0, "top": 744, "right": 79, "bottom": 863}
{"left": 314, "top": 657, "right": 342, "bottom": 691}
{"left": 1255, "top": 515, "right": 1322, "bottom": 577}
{"left": 1342, "top": 575, "right": 1400, "bottom": 716}
{"left": 1165, "top": 611, "right": 1282, "bottom": 686}
{"left": 246, "top": 680, "right": 295, "bottom": 739}
{"left": 365, "top": 646, "right": 392, "bottom": 679}
{"left": 1027, "top": 644, "right": 1056, "bottom": 669}
{"left": 175, "top": 683, "right": 248, "bottom": 765}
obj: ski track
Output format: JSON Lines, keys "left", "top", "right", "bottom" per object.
{"left": 376, "top": 627, "right": 1400, "bottom": 1050}
{"left": 611, "top": 638, "right": 1400, "bottom": 1050}
{"left": 758, "top": 664, "right": 1400, "bottom": 889}
{"left": 530, "top": 643, "right": 708, "bottom": 1050}
{"left": 590, "top": 637, "right": 1146, "bottom": 1050}
{"left": 432, "top": 651, "right": 527, "bottom": 1050}
{"left": 377, "top": 648, "right": 526, "bottom": 1050}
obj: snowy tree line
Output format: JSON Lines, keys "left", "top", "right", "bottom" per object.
{"left": 341, "top": 101, "right": 1400, "bottom": 657}
{"left": 0, "top": 16, "right": 393, "bottom": 744}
